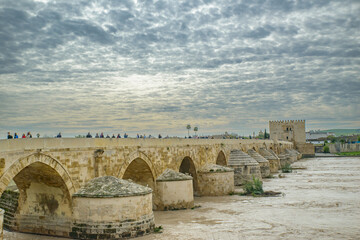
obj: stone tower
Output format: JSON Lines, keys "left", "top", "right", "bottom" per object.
{"left": 269, "top": 120, "right": 314, "bottom": 157}
{"left": 269, "top": 120, "right": 306, "bottom": 144}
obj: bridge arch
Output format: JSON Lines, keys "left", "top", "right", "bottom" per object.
{"left": 179, "top": 156, "right": 199, "bottom": 196}
{"left": 118, "top": 151, "right": 156, "bottom": 190}
{"left": 0, "top": 153, "right": 75, "bottom": 236}
{"left": 216, "top": 150, "right": 227, "bottom": 166}
{"left": 0, "top": 153, "right": 75, "bottom": 196}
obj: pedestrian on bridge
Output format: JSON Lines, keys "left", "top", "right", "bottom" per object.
{"left": 7, "top": 132, "right": 13, "bottom": 139}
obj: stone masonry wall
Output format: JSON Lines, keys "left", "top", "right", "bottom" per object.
{"left": 0, "top": 190, "right": 19, "bottom": 231}
{"left": 329, "top": 143, "right": 360, "bottom": 153}
{"left": 154, "top": 180, "right": 194, "bottom": 210}
{"left": 71, "top": 193, "right": 154, "bottom": 239}
{"left": 70, "top": 213, "right": 154, "bottom": 239}
{"left": 0, "top": 208, "right": 4, "bottom": 240}
{"left": 197, "top": 171, "right": 234, "bottom": 196}
{"left": 0, "top": 138, "right": 293, "bottom": 196}
{"left": 269, "top": 120, "right": 306, "bottom": 143}
{"left": 0, "top": 138, "right": 294, "bottom": 238}
{"left": 232, "top": 165, "right": 262, "bottom": 186}
{"left": 296, "top": 143, "right": 315, "bottom": 157}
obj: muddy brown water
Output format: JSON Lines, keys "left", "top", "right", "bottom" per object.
{"left": 4, "top": 157, "right": 360, "bottom": 240}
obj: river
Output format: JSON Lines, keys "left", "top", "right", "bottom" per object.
{"left": 4, "top": 157, "right": 360, "bottom": 240}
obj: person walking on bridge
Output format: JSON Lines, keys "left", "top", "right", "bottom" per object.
{"left": 7, "top": 132, "right": 13, "bottom": 139}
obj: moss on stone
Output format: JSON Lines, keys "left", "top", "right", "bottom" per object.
{"left": 198, "top": 164, "right": 234, "bottom": 173}
{"left": 73, "top": 176, "right": 152, "bottom": 198}
{"left": 156, "top": 169, "right": 193, "bottom": 182}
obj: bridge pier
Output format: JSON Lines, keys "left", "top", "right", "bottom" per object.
{"left": 71, "top": 176, "right": 154, "bottom": 239}
{"left": 197, "top": 164, "right": 234, "bottom": 196}
{"left": 154, "top": 169, "right": 194, "bottom": 210}
{"left": 228, "top": 150, "right": 262, "bottom": 185}
{"left": 259, "top": 148, "right": 281, "bottom": 173}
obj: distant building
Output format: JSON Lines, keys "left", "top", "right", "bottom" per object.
{"left": 258, "top": 130, "right": 264, "bottom": 137}
{"left": 211, "top": 132, "right": 239, "bottom": 139}
{"left": 269, "top": 120, "right": 306, "bottom": 143}
{"left": 306, "top": 131, "right": 335, "bottom": 140}
{"left": 269, "top": 120, "right": 314, "bottom": 157}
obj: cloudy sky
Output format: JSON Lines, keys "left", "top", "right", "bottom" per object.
{"left": 0, "top": 0, "right": 359, "bottom": 138}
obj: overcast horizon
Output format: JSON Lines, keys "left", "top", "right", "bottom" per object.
{"left": 0, "top": 0, "right": 359, "bottom": 138}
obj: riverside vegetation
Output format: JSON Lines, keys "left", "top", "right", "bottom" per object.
{"left": 281, "top": 163, "right": 293, "bottom": 173}
{"left": 231, "top": 176, "right": 282, "bottom": 197}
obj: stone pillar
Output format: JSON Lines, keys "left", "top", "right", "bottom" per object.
{"left": 0, "top": 208, "right": 4, "bottom": 240}
{"left": 71, "top": 176, "right": 154, "bottom": 239}
{"left": 154, "top": 169, "right": 194, "bottom": 210}
{"left": 197, "top": 164, "right": 234, "bottom": 196}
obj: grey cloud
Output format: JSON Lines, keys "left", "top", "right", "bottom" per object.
{"left": 61, "top": 20, "right": 113, "bottom": 44}
{"left": 244, "top": 27, "right": 272, "bottom": 39}
{"left": 0, "top": 0, "right": 359, "bottom": 136}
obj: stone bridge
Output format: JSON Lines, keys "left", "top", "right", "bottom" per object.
{"left": 0, "top": 138, "right": 292, "bottom": 238}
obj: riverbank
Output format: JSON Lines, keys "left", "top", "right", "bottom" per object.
{"left": 3, "top": 157, "right": 360, "bottom": 240}
{"left": 315, "top": 153, "right": 360, "bottom": 157}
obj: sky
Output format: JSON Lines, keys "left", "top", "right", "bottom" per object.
{"left": 0, "top": 0, "right": 359, "bottom": 138}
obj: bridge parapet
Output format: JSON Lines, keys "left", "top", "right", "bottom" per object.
{"left": 0, "top": 138, "right": 290, "bottom": 151}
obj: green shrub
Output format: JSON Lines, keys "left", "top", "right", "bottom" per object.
{"left": 323, "top": 145, "right": 330, "bottom": 153}
{"left": 281, "top": 163, "right": 293, "bottom": 173}
{"left": 243, "top": 176, "right": 264, "bottom": 196}
{"left": 154, "top": 226, "right": 163, "bottom": 233}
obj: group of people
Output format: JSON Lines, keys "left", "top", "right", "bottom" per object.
{"left": 6, "top": 132, "right": 172, "bottom": 139}
{"left": 7, "top": 132, "right": 33, "bottom": 139}
{"left": 6, "top": 131, "right": 61, "bottom": 139}
{"left": 84, "top": 133, "right": 163, "bottom": 139}
{"left": 86, "top": 132, "right": 129, "bottom": 138}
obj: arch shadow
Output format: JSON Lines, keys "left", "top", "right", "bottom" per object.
{"left": 178, "top": 156, "right": 199, "bottom": 196}
{"left": 0, "top": 153, "right": 75, "bottom": 237}
{"left": 118, "top": 151, "right": 156, "bottom": 190}
{"left": 0, "top": 153, "right": 76, "bottom": 196}
{"left": 216, "top": 151, "right": 227, "bottom": 166}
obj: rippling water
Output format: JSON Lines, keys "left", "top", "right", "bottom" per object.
{"left": 4, "top": 157, "right": 360, "bottom": 240}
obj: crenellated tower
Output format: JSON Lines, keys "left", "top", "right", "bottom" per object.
{"left": 269, "top": 120, "right": 306, "bottom": 144}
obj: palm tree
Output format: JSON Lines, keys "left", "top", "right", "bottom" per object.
{"left": 194, "top": 126, "right": 198, "bottom": 136}
{"left": 186, "top": 124, "right": 191, "bottom": 137}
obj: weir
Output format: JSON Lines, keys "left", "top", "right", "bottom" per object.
{"left": 0, "top": 138, "right": 294, "bottom": 239}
